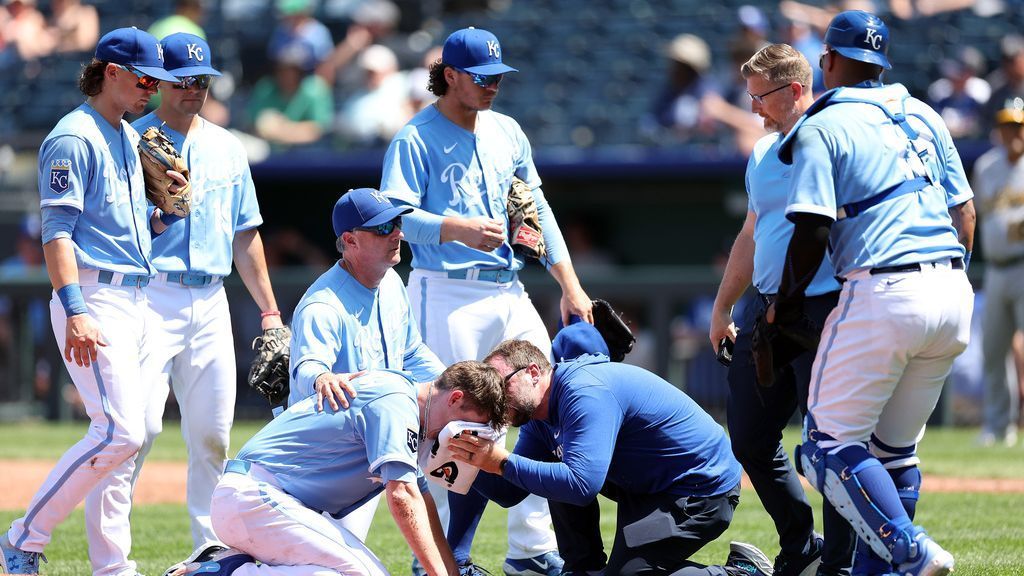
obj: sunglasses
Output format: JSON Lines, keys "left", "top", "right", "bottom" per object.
{"left": 503, "top": 365, "right": 527, "bottom": 384}
{"left": 115, "top": 64, "right": 160, "bottom": 91}
{"left": 172, "top": 75, "right": 212, "bottom": 90}
{"left": 748, "top": 83, "right": 791, "bottom": 104}
{"left": 454, "top": 67, "right": 503, "bottom": 88}
{"left": 353, "top": 218, "right": 402, "bottom": 236}
{"left": 819, "top": 46, "right": 832, "bottom": 70}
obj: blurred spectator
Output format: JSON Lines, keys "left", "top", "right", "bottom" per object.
{"left": 704, "top": 32, "right": 770, "bottom": 156}
{"left": 927, "top": 46, "right": 990, "bottom": 139}
{"left": 561, "top": 215, "right": 618, "bottom": 277}
{"left": 267, "top": 0, "right": 333, "bottom": 73}
{"left": 247, "top": 42, "right": 334, "bottom": 147}
{"left": 44, "top": 0, "right": 97, "bottom": 54}
{"left": 781, "top": 18, "right": 825, "bottom": 93}
{"left": 644, "top": 33, "right": 723, "bottom": 144}
{"left": 149, "top": 0, "right": 206, "bottom": 41}
{"left": 982, "top": 35, "right": 1024, "bottom": 135}
{"left": 407, "top": 45, "right": 442, "bottom": 111}
{"left": 735, "top": 5, "right": 769, "bottom": 49}
{"left": 335, "top": 43, "right": 412, "bottom": 147}
{"left": 1, "top": 0, "right": 50, "bottom": 69}
{"left": 317, "top": 0, "right": 402, "bottom": 92}
{"left": 262, "top": 226, "right": 332, "bottom": 271}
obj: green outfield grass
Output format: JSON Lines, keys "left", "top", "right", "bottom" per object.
{"left": 1, "top": 423, "right": 1022, "bottom": 575}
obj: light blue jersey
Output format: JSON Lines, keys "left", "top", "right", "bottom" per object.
{"left": 237, "top": 370, "right": 423, "bottom": 518}
{"left": 784, "top": 83, "right": 973, "bottom": 277}
{"left": 132, "top": 113, "right": 262, "bottom": 275}
{"left": 38, "top": 103, "right": 152, "bottom": 275}
{"left": 747, "top": 133, "right": 840, "bottom": 296}
{"left": 288, "top": 264, "right": 444, "bottom": 406}
{"left": 380, "top": 105, "right": 568, "bottom": 271}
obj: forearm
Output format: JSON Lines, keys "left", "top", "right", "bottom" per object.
{"left": 388, "top": 482, "right": 454, "bottom": 576}
{"left": 712, "top": 226, "right": 755, "bottom": 315}
{"left": 533, "top": 187, "right": 569, "bottom": 267}
{"left": 949, "top": 198, "right": 976, "bottom": 254}
{"left": 549, "top": 260, "right": 585, "bottom": 298}
{"left": 775, "top": 213, "right": 832, "bottom": 322}
{"left": 232, "top": 229, "right": 281, "bottom": 317}
{"left": 401, "top": 209, "right": 444, "bottom": 244}
{"left": 503, "top": 454, "right": 602, "bottom": 506}
{"left": 293, "top": 359, "right": 331, "bottom": 399}
{"left": 42, "top": 238, "right": 81, "bottom": 290}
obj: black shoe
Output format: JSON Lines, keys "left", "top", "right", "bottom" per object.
{"left": 774, "top": 533, "right": 824, "bottom": 576}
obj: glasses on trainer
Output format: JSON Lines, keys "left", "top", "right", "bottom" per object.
{"left": 503, "top": 365, "right": 527, "bottom": 384}
{"left": 172, "top": 75, "right": 213, "bottom": 90}
{"left": 748, "top": 83, "right": 792, "bottom": 104}
{"left": 819, "top": 46, "right": 833, "bottom": 70}
{"left": 454, "top": 67, "right": 503, "bottom": 88}
{"left": 115, "top": 64, "right": 161, "bottom": 91}
{"left": 353, "top": 218, "right": 403, "bottom": 236}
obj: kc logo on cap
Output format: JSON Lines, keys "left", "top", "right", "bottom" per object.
{"left": 95, "top": 27, "right": 179, "bottom": 82}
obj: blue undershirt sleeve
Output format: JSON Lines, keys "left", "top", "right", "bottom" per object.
{"left": 41, "top": 205, "right": 80, "bottom": 244}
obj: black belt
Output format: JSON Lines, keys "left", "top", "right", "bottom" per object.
{"left": 869, "top": 257, "right": 963, "bottom": 275}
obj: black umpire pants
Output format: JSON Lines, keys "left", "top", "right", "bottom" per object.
{"left": 726, "top": 290, "right": 854, "bottom": 576}
{"left": 548, "top": 482, "right": 741, "bottom": 576}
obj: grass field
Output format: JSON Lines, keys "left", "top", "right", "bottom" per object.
{"left": 2, "top": 422, "right": 1022, "bottom": 575}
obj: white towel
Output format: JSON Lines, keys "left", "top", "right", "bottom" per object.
{"left": 418, "top": 421, "right": 500, "bottom": 494}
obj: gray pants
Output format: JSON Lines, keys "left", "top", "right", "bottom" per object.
{"left": 982, "top": 263, "right": 1024, "bottom": 436}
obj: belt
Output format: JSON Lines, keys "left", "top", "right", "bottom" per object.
{"left": 446, "top": 269, "right": 517, "bottom": 283}
{"left": 224, "top": 459, "right": 251, "bottom": 475}
{"left": 163, "top": 272, "right": 221, "bottom": 287}
{"left": 869, "top": 257, "right": 964, "bottom": 275}
{"left": 989, "top": 254, "right": 1024, "bottom": 269}
{"left": 97, "top": 270, "right": 151, "bottom": 287}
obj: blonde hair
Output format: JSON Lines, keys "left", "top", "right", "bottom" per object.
{"left": 741, "top": 43, "right": 812, "bottom": 87}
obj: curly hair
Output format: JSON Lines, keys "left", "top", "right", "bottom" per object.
{"left": 79, "top": 59, "right": 108, "bottom": 97}
{"left": 427, "top": 59, "right": 449, "bottom": 97}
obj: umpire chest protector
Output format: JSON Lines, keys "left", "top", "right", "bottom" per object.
{"left": 778, "top": 83, "right": 948, "bottom": 220}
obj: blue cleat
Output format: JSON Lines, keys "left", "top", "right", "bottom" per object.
{"left": 0, "top": 536, "right": 44, "bottom": 575}
{"left": 896, "top": 531, "right": 954, "bottom": 576}
{"left": 503, "top": 551, "right": 564, "bottom": 576}
{"left": 163, "top": 543, "right": 229, "bottom": 576}
{"left": 725, "top": 541, "right": 774, "bottom": 576}
{"left": 163, "top": 547, "right": 253, "bottom": 576}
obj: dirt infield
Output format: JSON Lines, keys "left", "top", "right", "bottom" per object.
{"left": 3, "top": 459, "right": 1023, "bottom": 510}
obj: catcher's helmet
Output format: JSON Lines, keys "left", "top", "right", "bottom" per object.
{"left": 824, "top": 10, "right": 891, "bottom": 70}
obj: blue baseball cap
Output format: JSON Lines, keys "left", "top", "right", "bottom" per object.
{"left": 332, "top": 188, "right": 412, "bottom": 237}
{"left": 824, "top": 10, "right": 891, "bottom": 70}
{"left": 552, "top": 321, "right": 609, "bottom": 362}
{"left": 95, "top": 27, "right": 178, "bottom": 82}
{"left": 161, "top": 33, "right": 222, "bottom": 77}
{"left": 442, "top": 27, "right": 518, "bottom": 75}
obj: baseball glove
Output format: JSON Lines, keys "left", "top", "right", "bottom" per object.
{"left": 591, "top": 298, "right": 636, "bottom": 362}
{"left": 750, "top": 310, "right": 821, "bottom": 388}
{"left": 247, "top": 326, "right": 292, "bottom": 407}
{"left": 507, "top": 177, "right": 546, "bottom": 260}
{"left": 138, "top": 126, "right": 192, "bottom": 217}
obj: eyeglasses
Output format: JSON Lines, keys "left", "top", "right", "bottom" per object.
{"left": 819, "top": 47, "right": 832, "bottom": 70}
{"left": 747, "top": 83, "right": 792, "bottom": 104}
{"left": 353, "top": 218, "right": 402, "bottom": 236}
{"left": 172, "top": 75, "right": 212, "bottom": 90}
{"left": 115, "top": 64, "right": 160, "bottom": 91}
{"left": 503, "top": 366, "right": 527, "bottom": 384}
{"left": 454, "top": 67, "right": 503, "bottom": 88}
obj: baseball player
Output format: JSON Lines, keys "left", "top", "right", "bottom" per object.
{"left": 380, "top": 26, "right": 592, "bottom": 576}
{"left": 164, "top": 362, "right": 507, "bottom": 576}
{"left": 281, "top": 186, "right": 446, "bottom": 542}
{"left": 0, "top": 27, "right": 181, "bottom": 576}
{"left": 709, "top": 44, "right": 854, "bottom": 576}
{"left": 772, "top": 11, "right": 975, "bottom": 576}
{"left": 448, "top": 330, "right": 773, "bottom": 576}
{"left": 973, "top": 98, "right": 1024, "bottom": 448}
{"left": 85, "top": 32, "right": 287, "bottom": 575}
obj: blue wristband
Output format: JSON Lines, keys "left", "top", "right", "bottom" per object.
{"left": 963, "top": 251, "right": 971, "bottom": 270}
{"left": 159, "top": 211, "right": 184, "bottom": 226}
{"left": 56, "top": 283, "right": 88, "bottom": 317}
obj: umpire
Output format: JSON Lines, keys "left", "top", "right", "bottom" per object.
{"left": 709, "top": 44, "right": 854, "bottom": 576}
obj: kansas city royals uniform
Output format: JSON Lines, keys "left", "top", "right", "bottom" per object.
{"left": 287, "top": 262, "right": 445, "bottom": 540}
{"left": 781, "top": 81, "right": 973, "bottom": 569}
{"left": 8, "top": 102, "right": 155, "bottom": 576}
{"left": 211, "top": 370, "right": 425, "bottom": 575}
{"left": 972, "top": 143, "right": 1024, "bottom": 443}
{"left": 381, "top": 103, "right": 568, "bottom": 560}
{"left": 473, "top": 353, "right": 743, "bottom": 575}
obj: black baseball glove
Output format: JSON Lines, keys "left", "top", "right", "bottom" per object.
{"left": 750, "top": 311, "right": 821, "bottom": 388}
{"left": 247, "top": 326, "right": 292, "bottom": 407}
{"left": 591, "top": 299, "right": 636, "bottom": 362}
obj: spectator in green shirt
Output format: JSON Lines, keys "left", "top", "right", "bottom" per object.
{"left": 248, "top": 42, "right": 334, "bottom": 147}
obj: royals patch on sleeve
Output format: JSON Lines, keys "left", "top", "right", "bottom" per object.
{"left": 406, "top": 429, "right": 419, "bottom": 453}
{"left": 49, "top": 159, "right": 72, "bottom": 194}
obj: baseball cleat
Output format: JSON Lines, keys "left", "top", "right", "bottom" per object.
{"left": 0, "top": 536, "right": 44, "bottom": 575}
{"left": 773, "top": 533, "right": 824, "bottom": 576}
{"left": 503, "top": 551, "right": 564, "bottom": 576}
{"left": 725, "top": 541, "right": 774, "bottom": 576}
{"left": 163, "top": 543, "right": 228, "bottom": 576}
{"left": 162, "top": 546, "right": 252, "bottom": 576}
{"left": 896, "top": 531, "right": 954, "bottom": 576}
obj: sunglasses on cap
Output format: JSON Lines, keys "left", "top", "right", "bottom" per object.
{"left": 353, "top": 218, "right": 403, "bottom": 236}
{"left": 172, "top": 75, "right": 213, "bottom": 90}
{"left": 453, "top": 67, "right": 503, "bottom": 88}
{"left": 115, "top": 64, "right": 160, "bottom": 91}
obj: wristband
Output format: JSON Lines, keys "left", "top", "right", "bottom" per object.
{"left": 56, "top": 283, "right": 89, "bottom": 317}
{"left": 261, "top": 310, "right": 281, "bottom": 318}
{"left": 159, "top": 210, "right": 184, "bottom": 227}
{"left": 963, "top": 251, "right": 971, "bottom": 270}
